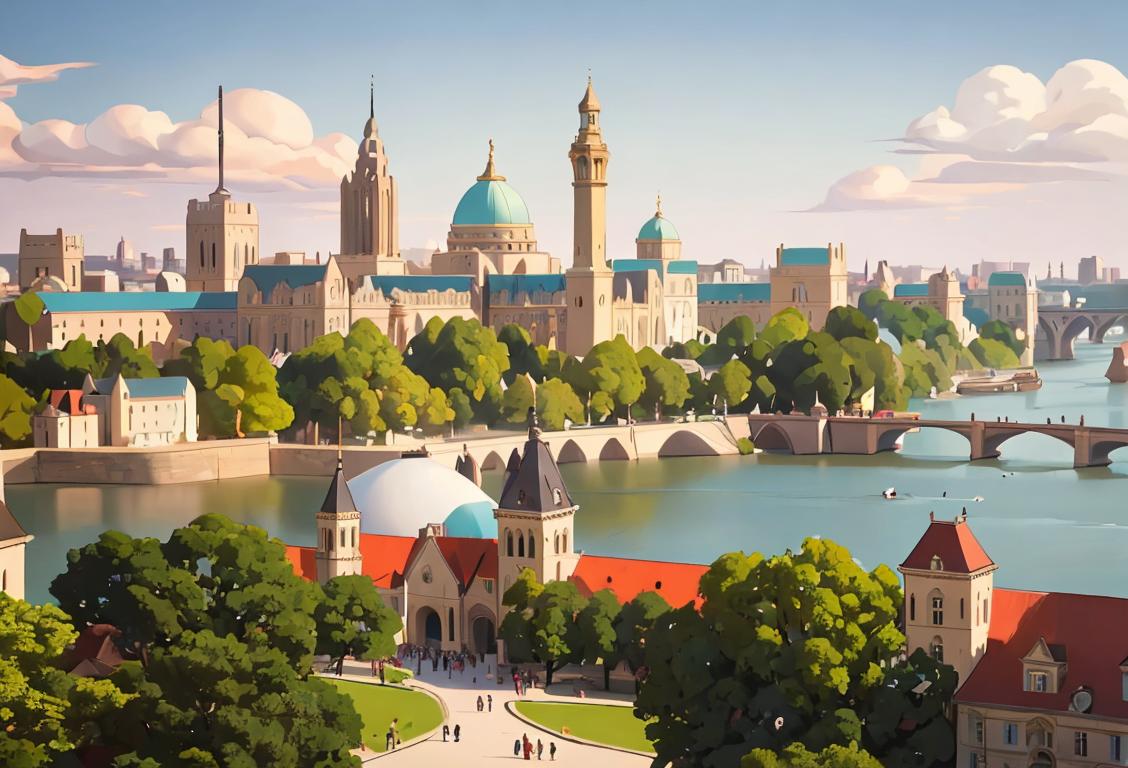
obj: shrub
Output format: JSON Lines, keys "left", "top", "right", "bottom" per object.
{"left": 736, "top": 437, "right": 756, "bottom": 455}
{"left": 384, "top": 666, "right": 414, "bottom": 685}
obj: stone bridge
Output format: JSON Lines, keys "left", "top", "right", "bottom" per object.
{"left": 1037, "top": 307, "right": 1128, "bottom": 360}
{"left": 747, "top": 413, "right": 1128, "bottom": 468}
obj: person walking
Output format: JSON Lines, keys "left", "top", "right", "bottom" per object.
{"left": 523, "top": 734, "right": 533, "bottom": 760}
{"left": 442, "top": 725, "right": 450, "bottom": 742}
{"left": 514, "top": 738, "right": 522, "bottom": 757}
{"left": 536, "top": 738, "right": 543, "bottom": 760}
{"left": 453, "top": 724, "right": 461, "bottom": 743}
{"left": 513, "top": 671, "right": 521, "bottom": 696}
{"left": 487, "top": 694, "right": 493, "bottom": 712}
{"left": 386, "top": 718, "right": 399, "bottom": 751}
{"left": 476, "top": 695, "right": 484, "bottom": 712}
{"left": 549, "top": 741, "right": 557, "bottom": 761}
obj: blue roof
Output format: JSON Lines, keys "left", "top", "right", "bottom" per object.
{"left": 963, "top": 305, "right": 989, "bottom": 328}
{"left": 452, "top": 179, "right": 531, "bottom": 226}
{"left": 780, "top": 247, "right": 829, "bottom": 267}
{"left": 893, "top": 283, "right": 930, "bottom": 298}
{"left": 486, "top": 273, "right": 566, "bottom": 298}
{"left": 988, "top": 271, "right": 1028, "bottom": 288}
{"left": 243, "top": 264, "right": 327, "bottom": 301}
{"left": 91, "top": 376, "right": 191, "bottom": 397}
{"left": 39, "top": 291, "right": 236, "bottom": 313}
{"left": 637, "top": 214, "right": 680, "bottom": 241}
{"left": 366, "top": 275, "right": 474, "bottom": 294}
{"left": 669, "top": 261, "right": 698, "bottom": 274}
{"left": 612, "top": 259, "right": 662, "bottom": 274}
{"left": 699, "top": 282, "right": 771, "bottom": 303}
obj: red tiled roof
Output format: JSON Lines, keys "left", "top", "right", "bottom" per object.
{"left": 285, "top": 533, "right": 416, "bottom": 589}
{"left": 900, "top": 516, "right": 994, "bottom": 573}
{"left": 572, "top": 554, "right": 707, "bottom": 608}
{"left": 49, "top": 389, "right": 94, "bottom": 416}
{"left": 957, "top": 588, "right": 1128, "bottom": 720}
{"left": 64, "top": 624, "right": 124, "bottom": 677}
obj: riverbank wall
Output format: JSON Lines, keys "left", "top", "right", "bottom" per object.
{"left": 1, "top": 416, "right": 750, "bottom": 486}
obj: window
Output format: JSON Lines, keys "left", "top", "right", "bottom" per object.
{"left": 930, "top": 637, "right": 944, "bottom": 663}
{"left": 340, "top": 529, "right": 346, "bottom": 547}
{"left": 421, "top": 566, "right": 433, "bottom": 584}
{"left": 448, "top": 608, "right": 455, "bottom": 641}
{"left": 484, "top": 579, "right": 493, "bottom": 594}
{"left": 909, "top": 594, "right": 915, "bottom": 621}
{"left": 1076, "top": 731, "right": 1088, "bottom": 757}
{"left": 971, "top": 716, "right": 983, "bottom": 745}
{"left": 1003, "top": 723, "right": 1018, "bottom": 746}
{"left": 517, "top": 532, "right": 525, "bottom": 558}
{"left": 930, "top": 555, "right": 943, "bottom": 571}
{"left": 1112, "top": 734, "right": 1122, "bottom": 762}
{"left": 1025, "top": 671, "right": 1048, "bottom": 692}
{"left": 555, "top": 532, "right": 560, "bottom": 554}
{"left": 527, "top": 530, "right": 535, "bottom": 558}
{"left": 969, "top": 754, "right": 978, "bottom": 768}
{"left": 960, "top": 598, "right": 965, "bottom": 619}
{"left": 931, "top": 593, "right": 944, "bottom": 625}
{"left": 211, "top": 243, "right": 216, "bottom": 269}
{"left": 1122, "top": 671, "right": 1128, "bottom": 701}
{"left": 983, "top": 597, "right": 989, "bottom": 622}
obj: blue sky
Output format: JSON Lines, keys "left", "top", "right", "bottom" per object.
{"left": 3, "top": 1, "right": 1128, "bottom": 270}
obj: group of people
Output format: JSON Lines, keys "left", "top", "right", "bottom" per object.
{"left": 398, "top": 642, "right": 484, "bottom": 679}
{"left": 512, "top": 668, "right": 537, "bottom": 696}
{"left": 515, "top": 734, "right": 556, "bottom": 760}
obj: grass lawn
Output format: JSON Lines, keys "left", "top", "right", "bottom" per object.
{"left": 514, "top": 701, "right": 655, "bottom": 754}
{"left": 327, "top": 679, "right": 443, "bottom": 753}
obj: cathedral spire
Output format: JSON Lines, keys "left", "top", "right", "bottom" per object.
{"left": 363, "top": 76, "right": 378, "bottom": 139}
{"left": 477, "top": 138, "right": 506, "bottom": 181}
{"left": 214, "top": 85, "right": 229, "bottom": 198}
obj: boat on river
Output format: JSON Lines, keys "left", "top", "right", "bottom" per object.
{"left": 956, "top": 369, "right": 1042, "bottom": 395}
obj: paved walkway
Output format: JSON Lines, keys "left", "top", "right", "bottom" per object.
{"left": 341, "top": 657, "right": 651, "bottom": 767}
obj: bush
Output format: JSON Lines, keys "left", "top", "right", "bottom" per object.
{"left": 736, "top": 437, "right": 756, "bottom": 455}
{"left": 384, "top": 666, "right": 414, "bottom": 685}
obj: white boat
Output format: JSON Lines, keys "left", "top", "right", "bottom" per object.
{"left": 882, "top": 487, "right": 897, "bottom": 499}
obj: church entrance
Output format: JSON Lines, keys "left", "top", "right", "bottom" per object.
{"left": 471, "top": 616, "right": 497, "bottom": 655}
{"left": 416, "top": 607, "right": 442, "bottom": 649}
{"left": 1029, "top": 750, "right": 1055, "bottom": 768}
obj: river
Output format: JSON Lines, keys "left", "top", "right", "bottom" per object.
{"left": 9, "top": 339, "right": 1128, "bottom": 605}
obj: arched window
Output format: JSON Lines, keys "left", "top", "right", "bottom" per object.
{"left": 351, "top": 527, "right": 357, "bottom": 548}
{"left": 909, "top": 594, "right": 916, "bottom": 621}
{"left": 930, "top": 590, "right": 944, "bottom": 625}
{"left": 199, "top": 241, "right": 205, "bottom": 267}
{"left": 244, "top": 243, "right": 249, "bottom": 266}
{"left": 562, "top": 530, "right": 568, "bottom": 553}
{"left": 555, "top": 532, "right": 560, "bottom": 554}
{"left": 960, "top": 597, "right": 965, "bottom": 619}
{"left": 340, "top": 528, "right": 346, "bottom": 547}
{"left": 930, "top": 636, "right": 944, "bottom": 663}
{"left": 576, "top": 157, "right": 589, "bottom": 180}
{"left": 518, "top": 532, "right": 525, "bottom": 558}
{"left": 506, "top": 529, "right": 513, "bottom": 556}
{"left": 930, "top": 555, "right": 943, "bottom": 571}
{"left": 528, "top": 530, "right": 536, "bottom": 558}
{"left": 448, "top": 608, "right": 455, "bottom": 641}
{"left": 553, "top": 489, "right": 562, "bottom": 505}
{"left": 3, "top": 569, "right": 7, "bottom": 591}
{"left": 211, "top": 243, "right": 216, "bottom": 269}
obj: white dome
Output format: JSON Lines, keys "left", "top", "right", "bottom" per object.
{"left": 348, "top": 458, "right": 498, "bottom": 538}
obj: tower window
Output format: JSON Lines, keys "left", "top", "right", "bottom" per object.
{"left": 528, "top": 530, "right": 535, "bottom": 558}
{"left": 506, "top": 529, "right": 513, "bottom": 557}
{"left": 930, "top": 590, "right": 944, "bottom": 625}
{"left": 909, "top": 594, "right": 915, "bottom": 621}
{"left": 448, "top": 608, "right": 455, "bottom": 641}
{"left": 930, "top": 636, "right": 943, "bottom": 663}
{"left": 211, "top": 243, "right": 216, "bottom": 269}
{"left": 518, "top": 532, "right": 525, "bottom": 558}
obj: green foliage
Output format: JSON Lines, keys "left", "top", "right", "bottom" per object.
{"left": 0, "top": 373, "right": 35, "bottom": 448}
{"left": 637, "top": 346, "right": 691, "bottom": 419}
{"left": 769, "top": 334, "right": 855, "bottom": 413}
{"left": 742, "top": 741, "right": 883, "bottom": 768}
{"left": 405, "top": 316, "right": 509, "bottom": 409}
{"left": 856, "top": 289, "right": 888, "bottom": 322}
{"left": 575, "top": 335, "right": 644, "bottom": 422}
{"left": 613, "top": 591, "right": 672, "bottom": 675}
{"left": 876, "top": 302, "right": 925, "bottom": 342}
{"left": 840, "top": 337, "right": 906, "bottom": 411}
{"left": 978, "top": 320, "right": 1025, "bottom": 359}
{"left": 498, "top": 324, "right": 545, "bottom": 384}
{"left": 709, "top": 359, "right": 753, "bottom": 409}
{"left": 699, "top": 316, "right": 756, "bottom": 366}
{"left": 315, "top": 575, "right": 403, "bottom": 674}
{"left": 535, "top": 377, "right": 584, "bottom": 430}
{"left": 636, "top": 538, "right": 909, "bottom": 768}
{"left": 500, "top": 568, "right": 585, "bottom": 685}
{"left": 95, "top": 333, "right": 159, "bottom": 379}
{"left": 191, "top": 343, "right": 294, "bottom": 437}
{"left": 859, "top": 649, "right": 957, "bottom": 767}
{"left": 0, "top": 595, "right": 130, "bottom": 767}
{"left": 968, "top": 337, "right": 1022, "bottom": 369}
{"left": 501, "top": 375, "right": 535, "bottom": 425}
{"left": 759, "top": 308, "right": 809, "bottom": 348}
{"left": 900, "top": 341, "right": 954, "bottom": 397}
{"left": 663, "top": 339, "right": 706, "bottom": 360}
{"left": 576, "top": 589, "right": 622, "bottom": 689}
{"left": 737, "top": 437, "right": 756, "bottom": 455}
{"left": 824, "top": 306, "right": 878, "bottom": 343}
{"left": 382, "top": 666, "right": 413, "bottom": 685}
{"left": 13, "top": 291, "right": 45, "bottom": 326}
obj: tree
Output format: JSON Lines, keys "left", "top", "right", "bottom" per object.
{"left": 94, "top": 333, "right": 159, "bottom": 379}
{"left": 968, "top": 337, "right": 1021, "bottom": 370}
{"left": 0, "top": 595, "right": 129, "bottom": 768}
{"left": 709, "top": 359, "right": 753, "bottom": 410}
{"left": 636, "top": 538, "right": 907, "bottom": 768}
{"left": 856, "top": 289, "right": 888, "bottom": 322}
{"left": 500, "top": 569, "right": 585, "bottom": 685}
{"left": 978, "top": 320, "right": 1025, "bottom": 359}
{"left": 211, "top": 345, "right": 294, "bottom": 436}
{"left": 405, "top": 316, "right": 509, "bottom": 418}
{"left": 501, "top": 375, "right": 536, "bottom": 425}
{"left": 664, "top": 339, "right": 706, "bottom": 360}
{"left": 840, "top": 337, "right": 906, "bottom": 411}
{"left": 699, "top": 316, "right": 756, "bottom": 366}
{"left": 637, "top": 346, "right": 691, "bottom": 419}
{"left": 498, "top": 324, "right": 546, "bottom": 384}
{"left": 575, "top": 335, "right": 644, "bottom": 423}
{"left": 314, "top": 575, "right": 403, "bottom": 677}
{"left": 859, "top": 649, "right": 957, "bottom": 768}
{"left": 612, "top": 591, "right": 671, "bottom": 691}
{"left": 576, "top": 589, "right": 621, "bottom": 690}
{"left": 535, "top": 378, "right": 584, "bottom": 431}
{"left": 824, "top": 306, "right": 878, "bottom": 343}
{"left": 876, "top": 302, "right": 925, "bottom": 343}
{"left": 742, "top": 742, "right": 883, "bottom": 768}
{"left": 759, "top": 308, "right": 809, "bottom": 349}
{"left": 0, "top": 373, "right": 35, "bottom": 448}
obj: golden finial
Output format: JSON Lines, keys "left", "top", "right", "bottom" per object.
{"left": 477, "top": 137, "right": 505, "bottom": 181}
{"left": 655, "top": 193, "right": 663, "bottom": 218}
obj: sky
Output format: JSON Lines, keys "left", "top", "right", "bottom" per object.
{"left": 3, "top": 0, "right": 1128, "bottom": 275}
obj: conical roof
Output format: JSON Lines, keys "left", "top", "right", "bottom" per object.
{"left": 320, "top": 458, "right": 358, "bottom": 514}
{"left": 498, "top": 410, "right": 575, "bottom": 514}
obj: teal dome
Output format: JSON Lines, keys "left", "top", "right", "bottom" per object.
{"left": 637, "top": 214, "right": 680, "bottom": 242}
{"left": 452, "top": 179, "right": 531, "bottom": 226}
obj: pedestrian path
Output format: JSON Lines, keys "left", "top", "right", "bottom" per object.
{"left": 341, "top": 656, "right": 651, "bottom": 766}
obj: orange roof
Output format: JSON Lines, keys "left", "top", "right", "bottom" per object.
{"left": 49, "top": 389, "right": 94, "bottom": 416}
{"left": 572, "top": 554, "right": 707, "bottom": 608}
{"left": 285, "top": 533, "right": 416, "bottom": 589}
{"left": 957, "top": 588, "right": 1128, "bottom": 719}
{"left": 900, "top": 515, "right": 994, "bottom": 573}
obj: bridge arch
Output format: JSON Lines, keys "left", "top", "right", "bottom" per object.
{"left": 658, "top": 429, "right": 720, "bottom": 457}
{"left": 598, "top": 437, "right": 631, "bottom": 461}
{"left": 1091, "top": 439, "right": 1128, "bottom": 466}
{"left": 1093, "top": 312, "right": 1128, "bottom": 343}
{"left": 751, "top": 423, "right": 794, "bottom": 453}
{"left": 556, "top": 439, "right": 588, "bottom": 464}
{"left": 982, "top": 428, "right": 1076, "bottom": 459}
{"left": 480, "top": 451, "right": 506, "bottom": 472}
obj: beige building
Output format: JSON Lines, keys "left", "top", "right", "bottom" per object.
{"left": 902, "top": 512, "right": 1128, "bottom": 768}
{"left": 0, "top": 474, "right": 32, "bottom": 601}
{"left": 33, "top": 389, "right": 99, "bottom": 448}
{"left": 698, "top": 283, "right": 772, "bottom": 332}
{"left": 185, "top": 87, "right": 260, "bottom": 292}
{"left": 892, "top": 267, "right": 975, "bottom": 344}
{"left": 81, "top": 374, "right": 197, "bottom": 447}
{"left": 988, "top": 271, "right": 1038, "bottom": 365}
{"left": 769, "top": 243, "right": 849, "bottom": 326}
{"left": 237, "top": 257, "right": 350, "bottom": 354}
{"left": 18, "top": 228, "right": 84, "bottom": 292}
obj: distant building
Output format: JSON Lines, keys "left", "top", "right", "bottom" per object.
{"left": 969, "top": 260, "right": 1030, "bottom": 292}
{"left": 0, "top": 498, "right": 32, "bottom": 601}
{"left": 987, "top": 271, "right": 1038, "bottom": 365}
{"left": 162, "top": 247, "right": 182, "bottom": 274}
{"left": 81, "top": 270, "right": 120, "bottom": 292}
{"left": 115, "top": 236, "right": 137, "bottom": 271}
{"left": 891, "top": 267, "right": 975, "bottom": 343}
{"left": 33, "top": 389, "right": 99, "bottom": 448}
{"left": 19, "top": 228, "right": 84, "bottom": 291}
{"left": 81, "top": 374, "right": 197, "bottom": 447}
{"left": 769, "top": 243, "right": 849, "bottom": 325}
{"left": 697, "top": 259, "right": 748, "bottom": 284}
{"left": 902, "top": 512, "right": 1128, "bottom": 768}
{"left": 1078, "top": 255, "right": 1104, "bottom": 285}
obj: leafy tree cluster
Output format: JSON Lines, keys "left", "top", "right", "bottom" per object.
{"left": 635, "top": 538, "right": 957, "bottom": 768}
{"left": 498, "top": 568, "right": 672, "bottom": 689}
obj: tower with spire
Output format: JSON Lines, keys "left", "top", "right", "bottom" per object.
{"left": 185, "top": 85, "right": 260, "bottom": 292}
{"left": 338, "top": 76, "right": 403, "bottom": 285}
{"left": 564, "top": 75, "right": 615, "bottom": 356}
{"left": 315, "top": 446, "right": 363, "bottom": 583}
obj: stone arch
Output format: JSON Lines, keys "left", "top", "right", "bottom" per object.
{"left": 1028, "top": 748, "right": 1055, "bottom": 768}
{"left": 467, "top": 603, "right": 497, "bottom": 655}
{"left": 513, "top": 259, "right": 527, "bottom": 275}
{"left": 658, "top": 430, "right": 720, "bottom": 458}
{"left": 752, "top": 423, "right": 794, "bottom": 453}
{"left": 1090, "top": 438, "right": 1128, "bottom": 466}
{"left": 981, "top": 428, "right": 1076, "bottom": 460}
{"left": 414, "top": 606, "right": 443, "bottom": 649}
{"left": 1093, "top": 312, "right": 1128, "bottom": 343}
{"left": 599, "top": 437, "right": 630, "bottom": 461}
{"left": 556, "top": 439, "right": 587, "bottom": 464}
{"left": 480, "top": 451, "right": 506, "bottom": 472}
{"left": 874, "top": 425, "right": 914, "bottom": 452}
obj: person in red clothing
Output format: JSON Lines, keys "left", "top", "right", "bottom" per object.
{"left": 513, "top": 670, "right": 521, "bottom": 696}
{"left": 523, "top": 734, "right": 533, "bottom": 760}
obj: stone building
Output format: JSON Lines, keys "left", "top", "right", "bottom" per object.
{"left": 237, "top": 259, "right": 350, "bottom": 354}
{"left": 18, "top": 228, "right": 84, "bottom": 292}
{"left": 892, "top": 267, "right": 975, "bottom": 343}
{"left": 988, "top": 271, "right": 1038, "bottom": 365}
{"left": 33, "top": 389, "right": 99, "bottom": 448}
{"left": 769, "top": 244, "right": 849, "bottom": 325}
{"left": 901, "top": 513, "right": 1128, "bottom": 768}
{"left": 81, "top": 374, "right": 197, "bottom": 447}
{"left": 0, "top": 477, "right": 32, "bottom": 601}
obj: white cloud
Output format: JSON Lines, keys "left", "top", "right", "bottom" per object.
{"left": 2, "top": 87, "right": 357, "bottom": 189}
{"left": 0, "top": 53, "right": 94, "bottom": 98}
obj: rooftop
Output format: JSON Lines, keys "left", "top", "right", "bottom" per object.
{"left": 780, "top": 247, "right": 830, "bottom": 267}
{"left": 893, "top": 283, "right": 930, "bottom": 298}
{"left": 698, "top": 282, "right": 771, "bottom": 303}
{"left": 498, "top": 420, "right": 574, "bottom": 514}
{"left": 572, "top": 554, "right": 707, "bottom": 609}
{"left": 988, "top": 271, "right": 1029, "bottom": 288}
{"left": 486, "top": 273, "right": 566, "bottom": 298}
{"left": 366, "top": 275, "right": 474, "bottom": 295}
{"left": 899, "top": 513, "right": 995, "bottom": 574}
{"left": 39, "top": 291, "right": 236, "bottom": 313}
{"left": 243, "top": 264, "right": 328, "bottom": 302}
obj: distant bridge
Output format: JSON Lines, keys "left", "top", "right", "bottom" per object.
{"left": 1037, "top": 307, "right": 1128, "bottom": 361}
{"left": 748, "top": 413, "right": 1128, "bottom": 468}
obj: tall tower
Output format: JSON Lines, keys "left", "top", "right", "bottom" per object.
{"left": 185, "top": 86, "right": 260, "bottom": 292}
{"left": 564, "top": 76, "right": 614, "bottom": 356}
{"left": 315, "top": 450, "right": 363, "bottom": 583}
{"left": 899, "top": 511, "right": 996, "bottom": 688}
{"left": 494, "top": 410, "right": 581, "bottom": 606}
{"left": 338, "top": 77, "right": 403, "bottom": 285}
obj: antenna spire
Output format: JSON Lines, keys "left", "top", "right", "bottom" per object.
{"left": 337, "top": 415, "right": 343, "bottom": 468}
{"left": 369, "top": 74, "right": 374, "bottom": 120}
{"left": 214, "top": 85, "right": 228, "bottom": 197}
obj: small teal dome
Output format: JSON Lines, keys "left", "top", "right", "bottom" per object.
{"left": 444, "top": 501, "right": 497, "bottom": 538}
{"left": 638, "top": 214, "right": 679, "bottom": 242}
{"left": 452, "top": 179, "right": 531, "bottom": 226}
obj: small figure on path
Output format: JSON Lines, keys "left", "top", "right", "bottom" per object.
{"left": 476, "top": 695, "right": 484, "bottom": 712}
{"left": 454, "top": 724, "right": 461, "bottom": 742}
{"left": 514, "top": 739, "right": 522, "bottom": 757}
{"left": 537, "top": 738, "right": 543, "bottom": 760}
{"left": 523, "top": 734, "right": 533, "bottom": 760}
{"left": 487, "top": 694, "right": 493, "bottom": 712}
{"left": 550, "top": 741, "right": 557, "bottom": 760}
{"left": 513, "top": 671, "right": 522, "bottom": 696}
{"left": 386, "top": 718, "right": 399, "bottom": 751}
{"left": 442, "top": 724, "right": 450, "bottom": 742}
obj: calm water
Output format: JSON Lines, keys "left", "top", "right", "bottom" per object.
{"left": 10, "top": 340, "right": 1128, "bottom": 605}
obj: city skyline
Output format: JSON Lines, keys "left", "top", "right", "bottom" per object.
{"left": 4, "top": 1, "right": 1128, "bottom": 270}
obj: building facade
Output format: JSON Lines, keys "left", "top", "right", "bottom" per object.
{"left": 81, "top": 374, "right": 197, "bottom": 447}
{"left": 769, "top": 244, "right": 849, "bottom": 325}
{"left": 18, "top": 228, "right": 84, "bottom": 292}
{"left": 892, "top": 267, "right": 975, "bottom": 344}
{"left": 988, "top": 271, "right": 1038, "bottom": 366}
{"left": 33, "top": 390, "right": 99, "bottom": 448}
